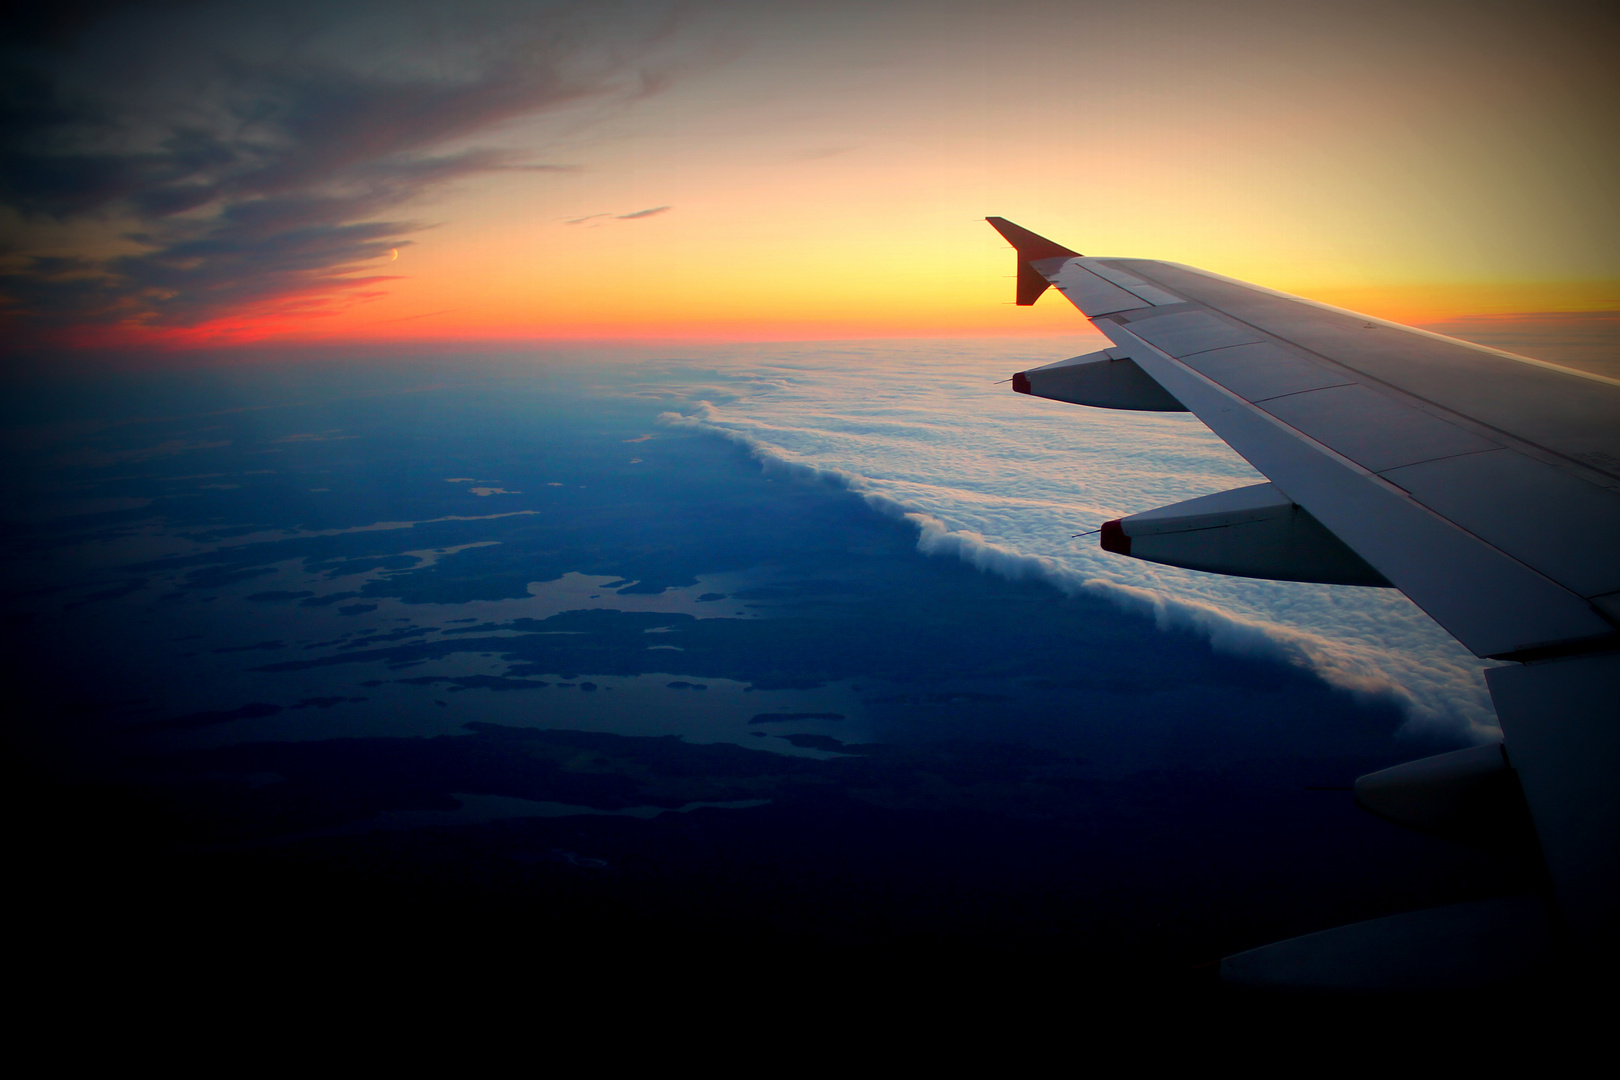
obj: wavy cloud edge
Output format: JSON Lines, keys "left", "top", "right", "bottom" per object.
{"left": 659, "top": 404, "right": 1501, "bottom": 744}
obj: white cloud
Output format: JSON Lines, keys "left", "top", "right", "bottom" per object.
{"left": 654, "top": 340, "right": 1500, "bottom": 742}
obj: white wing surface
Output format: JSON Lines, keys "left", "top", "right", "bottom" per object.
{"left": 988, "top": 217, "right": 1619, "bottom": 979}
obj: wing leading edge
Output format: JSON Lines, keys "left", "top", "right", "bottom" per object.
{"left": 988, "top": 218, "right": 1620, "bottom": 982}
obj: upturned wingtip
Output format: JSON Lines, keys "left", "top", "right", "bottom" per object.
{"left": 984, "top": 218, "right": 1081, "bottom": 260}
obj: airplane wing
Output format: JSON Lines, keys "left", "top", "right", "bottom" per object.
{"left": 988, "top": 217, "right": 1619, "bottom": 987}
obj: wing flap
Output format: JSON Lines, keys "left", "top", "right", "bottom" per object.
{"left": 1383, "top": 449, "right": 1620, "bottom": 599}
{"left": 1125, "top": 309, "right": 1266, "bottom": 355}
{"left": 1049, "top": 262, "right": 1147, "bottom": 316}
{"left": 1258, "top": 383, "right": 1500, "bottom": 473}
{"left": 1488, "top": 652, "right": 1620, "bottom": 943}
{"left": 1181, "top": 343, "right": 1354, "bottom": 401}
{"left": 1084, "top": 261, "right": 1185, "bottom": 305}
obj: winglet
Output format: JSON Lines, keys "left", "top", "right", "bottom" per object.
{"left": 986, "top": 218, "right": 1080, "bottom": 305}
{"left": 985, "top": 218, "right": 1080, "bottom": 262}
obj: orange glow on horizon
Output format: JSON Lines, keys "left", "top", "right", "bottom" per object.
{"left": 38, "top": 271, "right": 1618, "bottom": 355}
{"left": 5, "top": 3, "right": 1615, "bottom": 365}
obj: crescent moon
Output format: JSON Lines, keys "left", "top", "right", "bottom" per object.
{"left": 389, "top": 248, "right": 399, "bottom": 260}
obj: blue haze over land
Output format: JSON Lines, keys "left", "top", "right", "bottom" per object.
{"left": 2, "top": 345, "right": 1528, "bottom": 983}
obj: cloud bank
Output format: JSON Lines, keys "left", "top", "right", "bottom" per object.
{"left": 0, "top": 0, "right": 684, "bottom": 336}
{"left": 653, "top": 341, "right": 1501, "bottom": 743}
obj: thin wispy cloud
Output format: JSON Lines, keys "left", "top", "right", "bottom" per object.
{"left": 566, "top": 205, "right": 672, "bottom": 225}
{"left": 0, "top": 0, "right": 687, "bottom": 337}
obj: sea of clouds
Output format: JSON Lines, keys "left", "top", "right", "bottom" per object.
{"left": 649, "top": 338, "right": 1500, "bottom": 743}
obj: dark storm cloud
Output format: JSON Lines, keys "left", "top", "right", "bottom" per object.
{"left": 0, "top": 0, "right": 684, "bottom": 331}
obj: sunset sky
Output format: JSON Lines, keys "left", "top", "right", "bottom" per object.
{"left": 3, "top": 0, "right": 1617, "bottom": 355}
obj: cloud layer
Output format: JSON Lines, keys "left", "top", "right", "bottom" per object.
{"left": 653, "top": 340, "right": 1501, "bottom": 742}
{"left": 0, "top": 0, "right": 682, "bottom": 334}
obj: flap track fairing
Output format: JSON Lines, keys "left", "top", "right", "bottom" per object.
{"left": 1013, "top": 349, "right": 1187, "bottom": 412}
{"left": 1354, "top": 743, "right": 1536, "bottom": 848}
{"left": 1099, "top": 482, "right": 1392, "bottom": 586}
